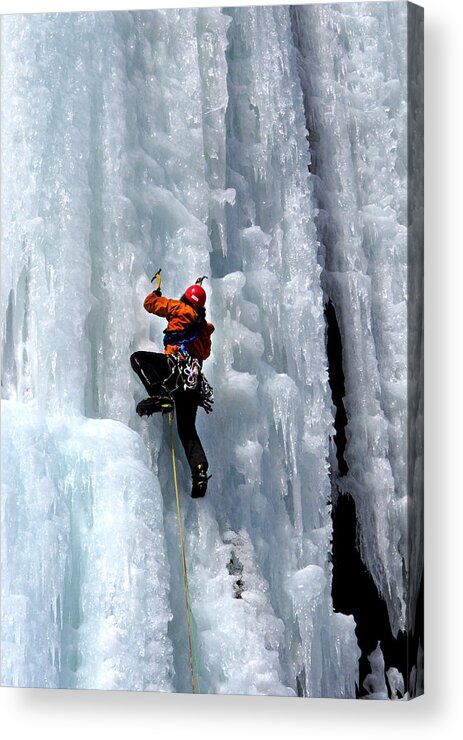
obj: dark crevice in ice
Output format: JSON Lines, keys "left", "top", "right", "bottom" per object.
{"left": 325, "top": 298, "right": 408, "bottom": 698}
{"left": 324, "top": 300, "right": 349, "bottom": 476}
{"left": 296, "top": 667, "right": 306, "bottom": 697}
{"left": 331, "top": 493, "right": 408, "bottom": 698}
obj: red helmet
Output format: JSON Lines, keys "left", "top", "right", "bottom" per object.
{"left": 184, "top": 284, "right": 206, "bottom": 308}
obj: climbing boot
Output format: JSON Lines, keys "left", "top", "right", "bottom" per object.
{"left": 136, "top": 394, "right": 173, "bottom": 417}
{"left": 191, "top": 463, "right": 210, "bottom": 498}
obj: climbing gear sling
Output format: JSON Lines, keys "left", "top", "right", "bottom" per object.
{"left": 165, "top": 353, "right": 214, "bottom": 413}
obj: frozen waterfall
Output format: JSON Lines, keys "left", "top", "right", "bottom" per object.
{"left": 1, "top": 3, "right": 422, "bottom": 699}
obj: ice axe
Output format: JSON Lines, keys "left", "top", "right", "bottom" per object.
{"left": 150, "top": 268, "right": 162, "bottom": 292}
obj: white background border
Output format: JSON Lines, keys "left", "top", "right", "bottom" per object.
{"left": 1, "top": 0, "right": 462, "bottom": 738}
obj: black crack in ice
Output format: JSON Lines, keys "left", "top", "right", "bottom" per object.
{"left": 325, "top": 298, "right": 408, "bottom": 698}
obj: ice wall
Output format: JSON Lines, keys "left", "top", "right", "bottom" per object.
{"left": 2, "top": 4, "right": 412, "bottom": 697}
{"left": 205, "top": 4, "right": 359, "bottom": 696}
{"left": 291, "top": 2, "right": 409, "bottom": 637}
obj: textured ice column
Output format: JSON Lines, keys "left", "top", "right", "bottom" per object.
{"left": 1, "top": 13, "right": 95, "bottom": 413}
{"left": 1, "top": 13, "right": 174, "bottom": 690}
{"left": 203, "top": 5, "right": 359, "bottom": 696}
{"left": 196, "top": 8, "right": 236, "bottom": 256}
{"left": 1, "top": 402, "right": 173, "bottom": 690}
{"left": 181, "top": 510, "right": 294, "bottom": 696}
{"left": 68, "top": 418, "right": 173, "bottom": 691}
{"left": 1, "top": 403, "right": 66, "bottom": 687}
{"left": 292, "top": 2, "right": 409, "bottom": 634}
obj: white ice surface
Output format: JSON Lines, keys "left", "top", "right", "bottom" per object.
{"left": 1, "top": 4, "right": 411, "bottom": 696}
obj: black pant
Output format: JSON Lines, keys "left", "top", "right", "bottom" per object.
{"left": 130, "top": 351, "right": 207, "bottom": 473}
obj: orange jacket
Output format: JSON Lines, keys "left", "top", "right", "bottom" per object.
{"left": 144, "top": 292, "right": 215, "bottom": 362}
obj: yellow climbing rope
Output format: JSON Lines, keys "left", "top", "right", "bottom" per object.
{"left": 168, "top": 411, "right": 201, "bottom": 694}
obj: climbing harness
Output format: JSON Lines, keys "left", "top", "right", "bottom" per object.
{"left": 168, "top": 412, "right": 201, "bottom": 693}
{"left": 164, "top": 352, "right": 214, "bottom": 413}
{"left": 171, "top": 353, "right": 201, "bottom": 391}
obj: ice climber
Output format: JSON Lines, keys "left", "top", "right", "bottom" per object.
{"left": 130, "top": 274, "right": 214, "bottom": 498}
